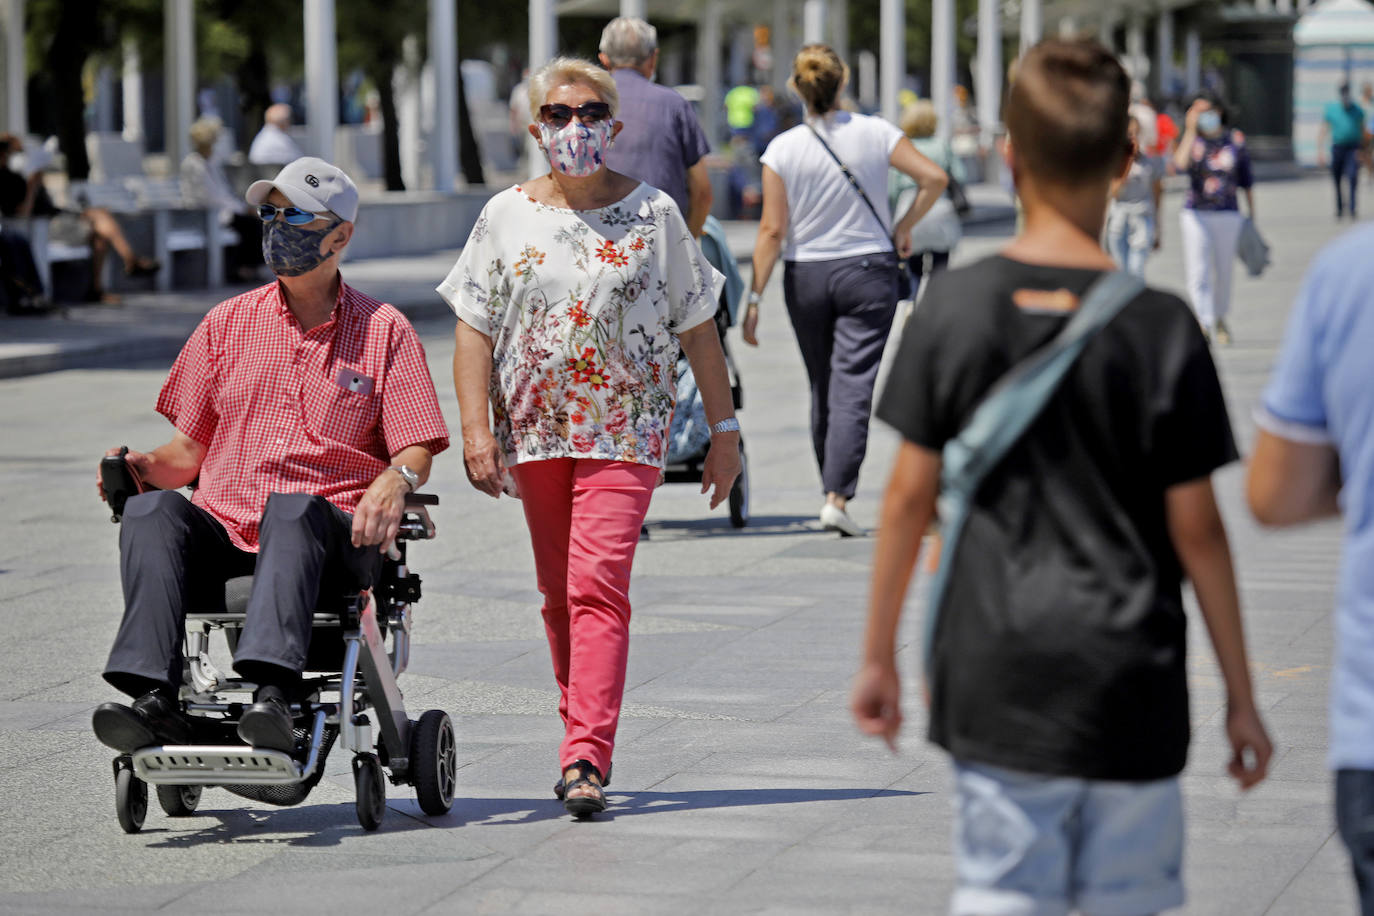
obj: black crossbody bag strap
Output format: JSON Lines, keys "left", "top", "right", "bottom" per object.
{"left": 805, "top": 122, "right": 898, "bottom": 256}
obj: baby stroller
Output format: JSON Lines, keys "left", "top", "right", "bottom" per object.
{"left": 664, "top": 216, "right": 749, "bottom": 527}
{"left": 97, "top": 458, "right": 455, "bottom": 833}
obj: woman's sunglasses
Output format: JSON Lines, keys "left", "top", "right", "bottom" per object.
{"left": 538, "top": 102, "right": 612, "bottom": 130}
{"left": 257, "top": 203, "right": 326, "bottom": 226}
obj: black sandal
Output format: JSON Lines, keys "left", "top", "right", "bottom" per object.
{"left": 555, "top": 760, "right": 611, "bottom": 800}
{"left": 560, "top": 759, "right": 607, "bottom": 818}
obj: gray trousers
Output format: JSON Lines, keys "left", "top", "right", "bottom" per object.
{"left": 783, "top": 253, "right": 899, "bottom": 500}
{"left": 103, "top": 490, "right": 380, "bottom": 696}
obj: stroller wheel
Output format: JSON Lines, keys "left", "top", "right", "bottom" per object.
{"left": 729, "top": 440, "right": 750, "bottom": 529}
{"left": 113, "top": 757, "right": 147, "bottom": 833}
{"left": 410, "top": 710, "right": 457, "bottom": 816}
{"left": 156, "top": 784, "right": 202, "bottom": 817}
{"left": 354, "top": 753, "right": 386, "bottom": 831}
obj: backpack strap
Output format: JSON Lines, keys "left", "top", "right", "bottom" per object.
{"left": 922, "top": 270, "right": 1146, "bottom": 667}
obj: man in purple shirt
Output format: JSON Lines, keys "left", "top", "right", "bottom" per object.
{"left": 599, "top": 17, "right": 713, "bottom": 236}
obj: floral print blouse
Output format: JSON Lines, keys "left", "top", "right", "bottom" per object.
{"left": 438, "top": 183, "right": 722, "bottom": 491}
{"left": 1183, "top": 130, "right": 1253, "bottom": 212}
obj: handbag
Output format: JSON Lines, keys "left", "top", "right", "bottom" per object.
{"left": 922, "top": 271, "right": 1145, "bottom": 668}
{"left": 805, "top": 123, "right": 913, "bottom": 300}
{"left": 946, "top": 175, "right": 972, "bottom": 216}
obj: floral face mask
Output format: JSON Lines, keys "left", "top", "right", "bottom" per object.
{"left": 538, "top": 119, "right": 615, "bottom": 178}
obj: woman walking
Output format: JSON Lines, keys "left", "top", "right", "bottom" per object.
{"left": 1105, "top": 114, "right": 1164, "bottom": 279}
{"left": 743, "top": 45, "right": 947, "bottom": 536}
{"left": 1174, "top": 90, "right": 1254, "bottom": 344}
{"left": 890, "top": 99, "right": 965, "bottom": 293}
{"left": 440, "top": 57, "right": 740, "bottom": 817}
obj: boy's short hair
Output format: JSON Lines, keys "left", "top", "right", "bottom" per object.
{"left": 1005, "top": 38, "right": 1130, "bottom": 185}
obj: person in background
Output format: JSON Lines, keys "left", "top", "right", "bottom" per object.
{"left": 0, "top": 133, "right": 159, "bottom": 303}
{"left": 889, "top": 99, "right": 964, "bottom": 294}
{"left": 1106, "top": 114, "right": 1164, "bottom": 278}
{"left": 598, "top": 17, "right": 713, "bottom": 237}
{"left": 745, "top": 45, "right": 946, "bottom": 537}
{"left": 1173, "top": 90, "right": 1254, "bottom": 345}
{"left": 180, "top": 116, "right": 264, "bottom": 280}
{"left": 248, "top": 104, "right": 305, "bottom": 166}
{"left": 1248, "top": 219, "right": 1374, "bottom": 916}
{"left": 442, "top": 57, "right": 739, "bottom": 818}
{"left": 854, "top": 39, "right": 1271, "bottom": 915}
{"left": 1319, "top": 82, "right": 1366, "bottom": 220}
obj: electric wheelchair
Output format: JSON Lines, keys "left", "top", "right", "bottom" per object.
{"left": 99, "top": 457, "right": 455, "bottom": 833}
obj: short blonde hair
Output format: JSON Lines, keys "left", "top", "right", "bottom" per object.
{"left": 900, "top": 100, "right": 937, "bottom": 139}
{"left": 189, "top": 116, "right": 223, "bottom": 150}
{"left": 527, "top": 57, "right": 620, "bottom": 122}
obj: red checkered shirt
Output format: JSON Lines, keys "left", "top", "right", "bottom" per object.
{"left": 157, "top": 280, "right": 450, "bottom": 551}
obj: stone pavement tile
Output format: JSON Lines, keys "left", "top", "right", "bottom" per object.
{"left": 722, "top": 846, "right": 955, "bottom": 914}
{"left": 0, "top": 882, "right": 207, "bottom": 914}
{"left": 1183, "top": 826, "right": 1343, "bottom": 915}
{"left": 0, "top": 700, "right": 95, "bottom": 730}
{"left": 439, "top": 888, "right": 702, "bottom": 916}
{"left": 1263, "top": 831, "right": 1359, "bottom": 915}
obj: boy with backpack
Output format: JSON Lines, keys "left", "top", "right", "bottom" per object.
{"left": 851, "top": 38, "right": 1272, "bottom": 915}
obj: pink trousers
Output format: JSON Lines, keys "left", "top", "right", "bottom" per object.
{"left": 511, "top": 458, "right": 658, "bottom": 775}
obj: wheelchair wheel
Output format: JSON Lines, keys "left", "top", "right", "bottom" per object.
{"left": 156, "top": 784, "right": 202, "bottom": 817}
{"left": 410, "top": 710, "right": 456, "bottom": 816}
{"left": 353, "top": 753, "right": 385, "bottom": 831}
{"left": 114, "top": 758, "right": 147, "bottom": 834}
{"left": 729, "top": 440, "right": 750, "bottom": 529}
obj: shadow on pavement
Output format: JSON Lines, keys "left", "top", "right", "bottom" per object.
{"left": 462, "top": 786, "right": 926, "bottom": 825}
{"left": 645, "top": 515, "right": 821, "bottom": 539}
{"left": 141, "top": 800, "right": 440, "bottom": 848}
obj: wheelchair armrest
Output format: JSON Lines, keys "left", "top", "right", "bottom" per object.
{"left": 405, "top": 493, "right": 438, "bottom": 507}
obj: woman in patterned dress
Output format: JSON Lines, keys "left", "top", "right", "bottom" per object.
{"left": 439, "top": 57, "right": 740, "bottom": 818}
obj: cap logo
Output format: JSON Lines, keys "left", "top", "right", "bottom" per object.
{"left": 305, "top": 174, "right": 320, "bottom": 188}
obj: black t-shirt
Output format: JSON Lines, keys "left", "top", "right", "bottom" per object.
{"left": 0, "top": 166, "right": 57, "bottom": 217}
{"left": 876, "top": 255, "right": 1238, "bottom": 781}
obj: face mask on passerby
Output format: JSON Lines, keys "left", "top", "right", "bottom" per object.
{"left": 538, "top": 119, "right": 615, "bottom": 178}
{"left": 262, "top": 217, "right": 343, "bottom": 277}
{"left": 1197, "top": 111, "right": 1222, "bottom": 136}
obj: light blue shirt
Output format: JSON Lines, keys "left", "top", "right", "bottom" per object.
{"left": 1260, "top": 223, "right": 1374, "bottom": 770}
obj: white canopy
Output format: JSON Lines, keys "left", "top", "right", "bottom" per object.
{"left": 1295, "top": 0, "right": 1374, "bottom": 47}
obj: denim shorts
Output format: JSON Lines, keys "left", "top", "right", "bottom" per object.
{"left": 951, "top": 760, "right": 1185, "bottom": 916}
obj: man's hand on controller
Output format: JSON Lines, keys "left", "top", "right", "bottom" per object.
{"left": 97, "top": 446, "right": 150, "bottom": 503}
{"left": 352, "top": 468, "right": 409, "bottom": 552}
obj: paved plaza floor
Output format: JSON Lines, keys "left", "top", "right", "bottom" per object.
{"left": 0, "top": 175, "right": 1359, "bottom": 913}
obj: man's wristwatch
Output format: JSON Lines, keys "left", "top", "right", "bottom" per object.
{"left": 746, "top": 291, "right": 761, "bottom": 308}
{"left": 388, "top": 464, "right": 419, "bottom": 492}
{"left": 710, "top": 417, "right": 741, "bottom": 435}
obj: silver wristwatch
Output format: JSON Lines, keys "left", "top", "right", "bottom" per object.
{"left": 709, "top": 417, "right": 741, "bottom": 435}
{"left": 388, "top": 464, "right": 419, "bottom": 491}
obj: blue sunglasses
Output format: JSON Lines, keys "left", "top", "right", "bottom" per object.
{"left": 257, "top": 203, "right": 327, "bottom": 226}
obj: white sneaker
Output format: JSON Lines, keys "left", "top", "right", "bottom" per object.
{"left": 820, "top": 503, "right": 864, "bottom": 537}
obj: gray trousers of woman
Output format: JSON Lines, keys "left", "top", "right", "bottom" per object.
{"left": 782, "top": 252, "right": 899, "bottom": 501}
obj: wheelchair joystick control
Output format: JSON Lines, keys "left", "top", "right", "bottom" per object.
{"left": 99, "top": 446, "right": 145, "bottom": 523}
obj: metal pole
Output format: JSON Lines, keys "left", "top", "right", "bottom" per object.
{"left": 1126, "top": 15, "right": 1146, "bottom": 82}
{"left": 1184, "top": 26, "right": 1201, "bottom": 94}
{"left": 1019, "top": 0, "right": 1042, "bottom": 53}
{"left": 830, "top": 0, "right": 849, "bottom": 67}
{"left": 1155, "top": 10, "right": 1174, "bottom": 98}
{"left": 304, "top": 0, "right": 338, "bottom": 162}
{"left": 2, "top": 0, "right": 25, "bottom": 137}
{"left": 803, "top": 0, "right": 827, "bottom": 45}
{"left": 122, "top": 38, "right": 143, "bottom": 142}
{"left": 930, "top": 0, "right": 952, "bottom": 140}
{"left": 429, "top": 0, "right": 458, "bottom": 191}
{"left": 164, "top": 0, "right": 194, "bottom": 166}
{"left": 977, "top": 0, "right": 1001, "bottom": 149}
{"left": 698, "top": 0, "right": 723, "bottom": 150}
{"left": 528, "top": 0, "right": 556, "bottom": 172}
{"left": 772, "top": 0, "right": 791, "bottom": 93}
{"left": 881, "top": 0, "right": 906, "bottom": 125}
{"left": 620, "top": 0, "right": 645, "bottom": 19}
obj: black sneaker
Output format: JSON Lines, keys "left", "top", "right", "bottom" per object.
{"left": 237, "top": 690, "right": 295, "bottom": 752}
{"left": 92, "top": 691, "right": 191, "bottom": 752}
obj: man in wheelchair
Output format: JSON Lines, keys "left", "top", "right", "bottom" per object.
{"left": 92, "top": 157, "right": 449, "bottom": 757}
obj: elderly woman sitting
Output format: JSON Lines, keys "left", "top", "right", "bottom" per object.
{"left": 439, "top": 57, "right": 740, "bottom": 818}
{"left": 180, "top": 116, "right": 263, "bottom": 280}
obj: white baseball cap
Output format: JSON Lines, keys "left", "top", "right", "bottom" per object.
{"left": 246, "top": 156, "right": 359, "bottom": 223}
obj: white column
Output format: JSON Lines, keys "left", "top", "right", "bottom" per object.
{"left": 857, "top": 50, "right": 877, "bottom": 110}
{"left": 528, "top": 0, "right": 557, "bottom": 171}
{"left": 830, "top": 0, "right": 848, "bottom": 66}
{"left": 398, "top": 39, "right": 422, "bottom": 189}
{"left": 122, "top": 39, "right": 143, "bottom": 142}
{"left": 304, "top": 0, "right": 338, "bottom": 162}
{"left": 1059, "top": 17, "right": 1078, "bottom": 39}
{"left": 929, "top": 0, "right": 953, "bottom": 139}
{"left": 1185, "top": 26, "right": 1201, "bottom": 94}
{"left": 803, "top": 0, "right": 827, "bottom": 44}
{"left": 1254, "top": 0, "right": 1274, "bottom": 10}
{"left": 1155, "top": 10, "right": 1174, "bottom": 97}
{"left": 619, "top": 0, "right": 645, "bottom": 18}
{"left": 977, "top": 0, "right": 1001, "bottom": 148}
{"left": 1276, "top": 0, "right": 1293, "bottom": 12}
{"left": 882, "top": 0, "right": 906, "bottom": 125}
{"left": 772, "top": 0, "right": 791, "bottom": 92}
{"left": 1019, "top": 0, "right": 1042, "bottom": 53}
{"left": 1126, "top": 15, "right": 1146, "bottom": 82}
{"left": 429, "top": 0, "right": 458, "bottom": 192}
{"left": 698, "top": 0, "right": 723, "bottom": 150}
{"left": 2, "top": 0, "right": 25, "bottom": 137}
{"left": 164, "top": 0, "right": 195, "bottom": 166}
{"left": 1098, "top": 14, "right": 1115, "bottom": 52}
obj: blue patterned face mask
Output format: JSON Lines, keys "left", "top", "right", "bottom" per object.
{"left": 262, "top": 217, "right": 342, "bottom": 277}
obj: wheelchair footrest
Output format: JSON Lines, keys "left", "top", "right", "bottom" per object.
{"left": 132, "top": 745, "right": 304, "bottom": 785}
